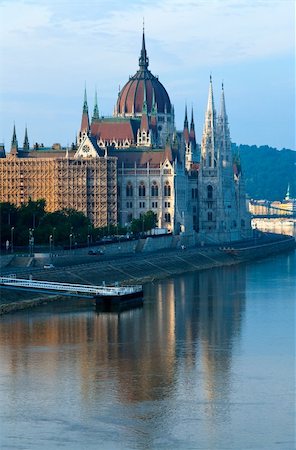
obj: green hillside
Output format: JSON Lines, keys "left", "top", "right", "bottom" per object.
{"left": 232, "top": 144, "right": 296, "bottom": 201}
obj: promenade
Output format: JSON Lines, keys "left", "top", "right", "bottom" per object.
{"left": 0, "top": 233, "right": 295, "bottom": 314}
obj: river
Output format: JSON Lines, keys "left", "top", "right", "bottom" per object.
{"left": 0, "top": 250, "right": 295, "bottom": 450}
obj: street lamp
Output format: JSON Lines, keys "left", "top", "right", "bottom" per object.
{"left": 29, "top": 228, "right": 34, "bottom": 256}
{"left": 49, "top": 235, "right": 53, "bottom": 257}
{"left": 87, "top": 234, "right": 90, "bottom": 248}
{"left": 52, "top": 227, "right": 56, "bottom": 252}
{"left": 69, "top": 233, "right": 73, "bottom": 252}
{"left": 11, "top": 227, "right": 14, "bottom": 253}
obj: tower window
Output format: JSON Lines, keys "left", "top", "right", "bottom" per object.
{"left": 164, "top": 182, "right": 171, "bottom": 197}
{"left": 126, "top": 182, "right": 133, "bottom": 197}
{"left": 139, "top": 182, "right": 146, "bottom": 197}
{"left": 151, "top": 181, "right": 159, "bottom": 197}
{"left": 207, "top": 185, "right": 213, "bottom": 199}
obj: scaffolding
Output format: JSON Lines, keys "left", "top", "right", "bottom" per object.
{"left": 0, "top": 154, "right": 117, "bottom": 228}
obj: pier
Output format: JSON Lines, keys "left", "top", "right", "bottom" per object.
{"left": 0, "top": 276, "right": 142, "bottom": 298}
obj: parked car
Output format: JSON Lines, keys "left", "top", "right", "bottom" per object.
{"left": 44, "top": 264, "right": 55, "bottom": 269}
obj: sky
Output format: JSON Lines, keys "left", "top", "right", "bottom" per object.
{"left": 0, "top": 0, "right": 295, "bottom": 150}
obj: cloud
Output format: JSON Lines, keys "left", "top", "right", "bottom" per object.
{"left": 0, "top": 0, "right": 294, "bottom": 148}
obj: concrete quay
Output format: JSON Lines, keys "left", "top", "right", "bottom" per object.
{"left": 0, "top": 233, "right": 295, "bottom": 315}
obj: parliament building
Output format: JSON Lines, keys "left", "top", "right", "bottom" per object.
{"left": 0, "top": 31, "right": 251, "bottom": 243}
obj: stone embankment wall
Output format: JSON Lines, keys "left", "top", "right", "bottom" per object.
{"left": 0, "top": 234, "right": 295, "bottom": 315}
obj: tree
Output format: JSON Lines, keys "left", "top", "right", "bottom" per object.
{"left": 130, "top": 211, "right": 157, "bottom": 235}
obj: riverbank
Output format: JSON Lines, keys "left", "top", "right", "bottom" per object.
{"left": 0, "top": 233, "right": 295, "bottom": 315}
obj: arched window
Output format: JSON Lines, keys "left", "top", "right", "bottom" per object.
{"left": 208, "top": 212, "right": 213, "bottom": 221}
{"left": 139, "top": 182, "right": 146, "bottom": 197}
{"left": 126, "top": 182, "right": 133, "bottom": 197}
{"left": 164, "top": 182, "right": 171, "bottom": 197}
{"left": 207, "top": 185, "right": 213, "bottom": 200}
{"left": 151, "top": 181, "right": 159, "bottom": 197}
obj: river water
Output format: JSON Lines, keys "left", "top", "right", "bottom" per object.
{"left": 0, "top": 251, "right": 295, "bottom": 450}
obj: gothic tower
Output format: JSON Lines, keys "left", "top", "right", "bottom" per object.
{"left": 216, "top": 83, "right": 239, "bottom": 239}
{"left": 10, "top": 124, "right": 18, "bottom": 157}
{"left": 78, "top": 87, "right": 90, "bottom": 145}
{"left": 198, "top": 77, "right": 223, "bottom": 239}
{"left": 23, "top": 126, "right": 30, "bottom": 151}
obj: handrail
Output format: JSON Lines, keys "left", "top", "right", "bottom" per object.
{"left": 0, "top": 277, "right": 142, "bottom": 296}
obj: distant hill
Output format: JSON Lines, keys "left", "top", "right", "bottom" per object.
{"left": 232, "top": 144, "right": 296, "bottom": 201}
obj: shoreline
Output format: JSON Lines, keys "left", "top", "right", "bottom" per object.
{"left": 1, "top": 234, "right": 295, "bottom": 315}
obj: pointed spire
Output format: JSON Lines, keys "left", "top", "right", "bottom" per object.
{"left": 190, "top": 106, "right": 195, "bottom": 131}
{"left": 23, "top": 126, "right": 29, "bottom": 150}
{"left": 139, "top": 26, "right": 149, "bottom": 69}
{"left": 201, "top": 76, "right": 217, "bottom": 169}
{"left": 206, "top": 75, "right": 215, "bottom": 117}
{"left": 219, "top": 82, "right": 228, "bottom": 122}
{"left": 142, "top": 80, "right": 147, "bottom": 113}
{"left": 183, "top": 104, "right": 189, "bottom": 144}
{"left": 140, "top": 81, "right": 149, "bottom": 131}
{"left": 80, "top": 86, "right": 90, "bottom": 134}
{"left": 285, "top": 184, "right": 291, "bottom": 200}
{"left": 151, "top": 89, "right": 157, "bottom": 114}
{"left": 184, "top": 104, "right": 188, "bottom": 129}
{"left": 189, "top": 107, "right": 196, "bottom": 146}
{"left": 83, "top": 85, "right": 88, "bottom": 114}
{"left": 12, "top": 124, "right": 17, "bottom": 145}
{"left": 92, "top": 90, "right": 99, "bottom": 121}
{"left": 11, "top": 124, "right": 18, "bottom": 155}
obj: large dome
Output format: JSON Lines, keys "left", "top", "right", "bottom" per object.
{"left": 116, "top": 32, "right": 171, "bottom": 116}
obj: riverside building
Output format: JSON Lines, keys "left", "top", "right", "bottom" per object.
{"left": 0, "top": 31, "right": 251, "bottom": 243}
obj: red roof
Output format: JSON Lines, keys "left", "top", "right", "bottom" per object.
{"left": 91, "top": 119, "right": 139, "bottom": 142}
{"left": 116, "top": 69, "right": 171, "bottom": 115}
{"left": 109, "top": 149, "right": 174, "bottom": 168}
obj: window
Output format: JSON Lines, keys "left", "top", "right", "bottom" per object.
{"left": 126, "top": 201, "right": 132, "bottom": 209}
{"left": 126, "top": 182, "right": 133, "bottom": 197}
{"left": 139, "top": 201, "right": 145, "bottom": 208}
{"left": 139, "top": 182, "right": 146, "bottom": 197}
{"left": 208, "top": 212, "right": 213, "bottom": 221}
{"left": 164, "top": 182, "right": 171, "bottom": 197}
{"left": 151, "top": 181, "right": 159, "bottom": 197}
{"left": 164, "top": 213, "right": 171, "bottom": 223}
{"left": 207, "top": 185, "right": 213, "bottom": 200}
{"left": 191, "top": 187, "right": 198, "bottom": 199}
{"left": 164, "top": 201, "right": 170, "bottom": 208}
{"left": 127, "top": 213, "right": 133, "bottom": 222}
{"left": 152, "top": 201, "right": 158, "bottom": 208}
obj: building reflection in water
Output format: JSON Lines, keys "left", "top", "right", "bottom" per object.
{"left": 0, "top": 264, "right": 246, "bottom": 431}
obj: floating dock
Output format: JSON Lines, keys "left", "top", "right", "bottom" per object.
{"left": 0, "top": 276, "right": 143, "bottom": 311}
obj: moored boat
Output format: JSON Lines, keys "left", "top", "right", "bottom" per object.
{"left": 94, "top": 284, "right": 144, "bottom": 311}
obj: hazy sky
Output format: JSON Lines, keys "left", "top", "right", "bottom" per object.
{"left": 0, "top": 0, "right": 294, "bottom": 150}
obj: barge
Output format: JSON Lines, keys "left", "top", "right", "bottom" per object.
{"left": 94, "top": 284, "right": 144, "bottom": 312}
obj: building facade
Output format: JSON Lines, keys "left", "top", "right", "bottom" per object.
{"left": 0, "top": 31, "right": 251, "bottom": 243}
{"left": 0, "top": 131, "right": 117, "bottom": 228}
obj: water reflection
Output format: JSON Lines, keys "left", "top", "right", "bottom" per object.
{"left": 0, "top": 266, "right": 246, "bottom": 448}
